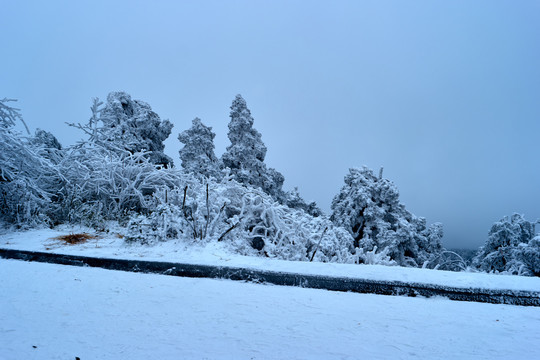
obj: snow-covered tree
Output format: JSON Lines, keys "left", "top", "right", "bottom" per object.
{"left": 178, "top": 118, "right": 220, "bottom": 178}
{"left": 0, "top": 99, "right": 62, "bottom": 226}
{"left": 284, "top": 187, "right": 323, "bottom": 217}
{"left": 473, "top": 214, "right": 540, "bottom": 276}
{"left": 221, "top": 95, "right": 284, "bottom": 200}
{"left": 74, "top": 92, "right": 174, "bottom": 166}
{"left": 54, "top": 94, "right": 185, "bottom": 227}
{"left": 31, "top": 128, "right": 62, "bottom": 150}
{"left": 331, "top": 166, "right": 443, "bottom": 267}
{"left": 30, "top": 128, "right": 63, "bottom": 164}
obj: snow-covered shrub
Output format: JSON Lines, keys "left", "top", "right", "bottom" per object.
{"left": 221, "top": 95, "right": 285, "bottom": 200}
{"left": 125, "top": 177, "right": 229, "bottom": 243}
{"left": 178, "top": 118, "right": 220, "bottom": 179}
{"left": 223, "top": 189, "right": 353, "bottom": 262}
{"left": 356, "top": 246, "right": 396, "bottom": 266}
{"left": 425, "top": 250, "right": 468, "bottom": 272}
{"left": 55, "top": 143, "right": 183, "bottom": 229}
{"left": 331, "top": 166, "right": 443, "bottom": 267}
{"left": 70, "top": 93, "right": 174, "bottom": 166}
{"left": 473, "top": 214, "right": 540, "bottom": 276}
{"left": 125, "top": 205, "right": 185, "bottom": 244}
{"left": 0, "top": 99, "right": 63, "bottom": 227}
{"left": 124, "top": 175, "right": 356, "bottom": 263}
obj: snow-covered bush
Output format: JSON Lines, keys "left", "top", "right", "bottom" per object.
{"left": 222, "top": 188, "right": 353, "bottom": 262}
{"left": 125, "top": 175, "right": 356, "bottom": 263}
{"left": 0, "top": 99, "right": 62, "bottom": 227}
{"left": 424, "top": 250, "right": 469, "bottom": 272}
{"left": 221, "top": 95, "right": 285, "bottom": 200}
{"left": 55, "top": 143, "right": 183, "bottom": 229}
{"left": 356, "top": 246, "right": 396, "bottom": 266}
{"left": 178, "top": 118, "right": 220, "bottom": 179}
{"left": 331, "top": 166, "right": 443, "bottom": 267}
{"left": 473, "top": 214, "right": 540, "bottom": 276}
{"left": 125, "top": 177, "right": 229, "bottom": 243}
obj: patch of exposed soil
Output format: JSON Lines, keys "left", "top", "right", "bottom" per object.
{"left": 53, "top": 233, "right": 97, "bottom": 245}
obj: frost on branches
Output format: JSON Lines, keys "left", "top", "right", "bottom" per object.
{"left": 221, "top": 95, "right": 285, "bottom": 200}
{"left": 125, "top": 176, "right": 356, "bottom": 263}
{"left": 178, "top": 118, "right": 220, "bottom": 179}
{"left": 79, "top": 92, "right": 174, "bottom": 167}
{"left": 331, "top": 167, "right": 443, "bottom": 267}
{"left": 473, "top": 214, "right": 540, "bottom": 276}
{"left": 0, "top": 99, "right": 62, "bottom": 227}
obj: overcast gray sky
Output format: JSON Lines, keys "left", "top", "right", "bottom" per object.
{"left": 2, "top": 0, "right": 539, "bottom": 249}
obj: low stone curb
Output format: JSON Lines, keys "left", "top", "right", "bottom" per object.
{"left": 1, "top": 248, "right": 539, "bottom": 306}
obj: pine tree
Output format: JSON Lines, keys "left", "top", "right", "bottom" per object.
{"left": 331, "top": 166, "right": 443, "bottom": 267}
{"left": 221, "top": 95, "right": 284, "bottom": 199}
{"left": 178, "top": 118, "right": 219, "bottom": 178}
{"left": 473, "top": 214, "right": 540, "bottom": 276}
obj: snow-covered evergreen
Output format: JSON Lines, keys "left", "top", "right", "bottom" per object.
{"left": 221, "top": 95, "right": 284, "bottom": 200}
{"left": 178, "top": 118, "right": 220, "bottom": 179}
{"left": 331, "top": 166, "right": 443, "bottom": 267}
{"left": 473, "top": 214, "right": 540, "bottom": 276}
{"left": 284, "top": 187, "right": 323, "bottom": 217}
{"left": 74, "top": 92, "right": 174, "bottom": 166}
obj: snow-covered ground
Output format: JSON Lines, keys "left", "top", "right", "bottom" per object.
{"left": 1, "top": 259, "right": 539, "bottom": 360}
{"left": 1, "top": 227, "right": 540, "bottom": 292}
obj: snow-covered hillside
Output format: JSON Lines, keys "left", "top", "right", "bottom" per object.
{"left": 1, "top": 259, "right": 539, "bottom": 360}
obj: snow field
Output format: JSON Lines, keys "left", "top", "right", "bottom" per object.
{"left": 1, "top": 259, "right": 539, "bottom": 360}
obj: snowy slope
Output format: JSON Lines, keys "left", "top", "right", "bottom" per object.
{"left": 1, "top": 259, "right": 539, "bottom": 360}
{"left": 1, "top": 227, "right": 540, "bottom": 293}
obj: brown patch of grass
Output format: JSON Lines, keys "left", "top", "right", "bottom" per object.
{"left": 54, "top": 233, "right": 97, "bottom": 245}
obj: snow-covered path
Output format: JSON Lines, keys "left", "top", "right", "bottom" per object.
{"left": 1, "top": 259, "right": 539, "bottom": 360}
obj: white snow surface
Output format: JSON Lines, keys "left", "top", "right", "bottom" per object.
{"left": 1, "top": 226, "right": 540, "bottom": 292}
{"left": 1, "top": 259, "right": 539, "bottom": 359}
